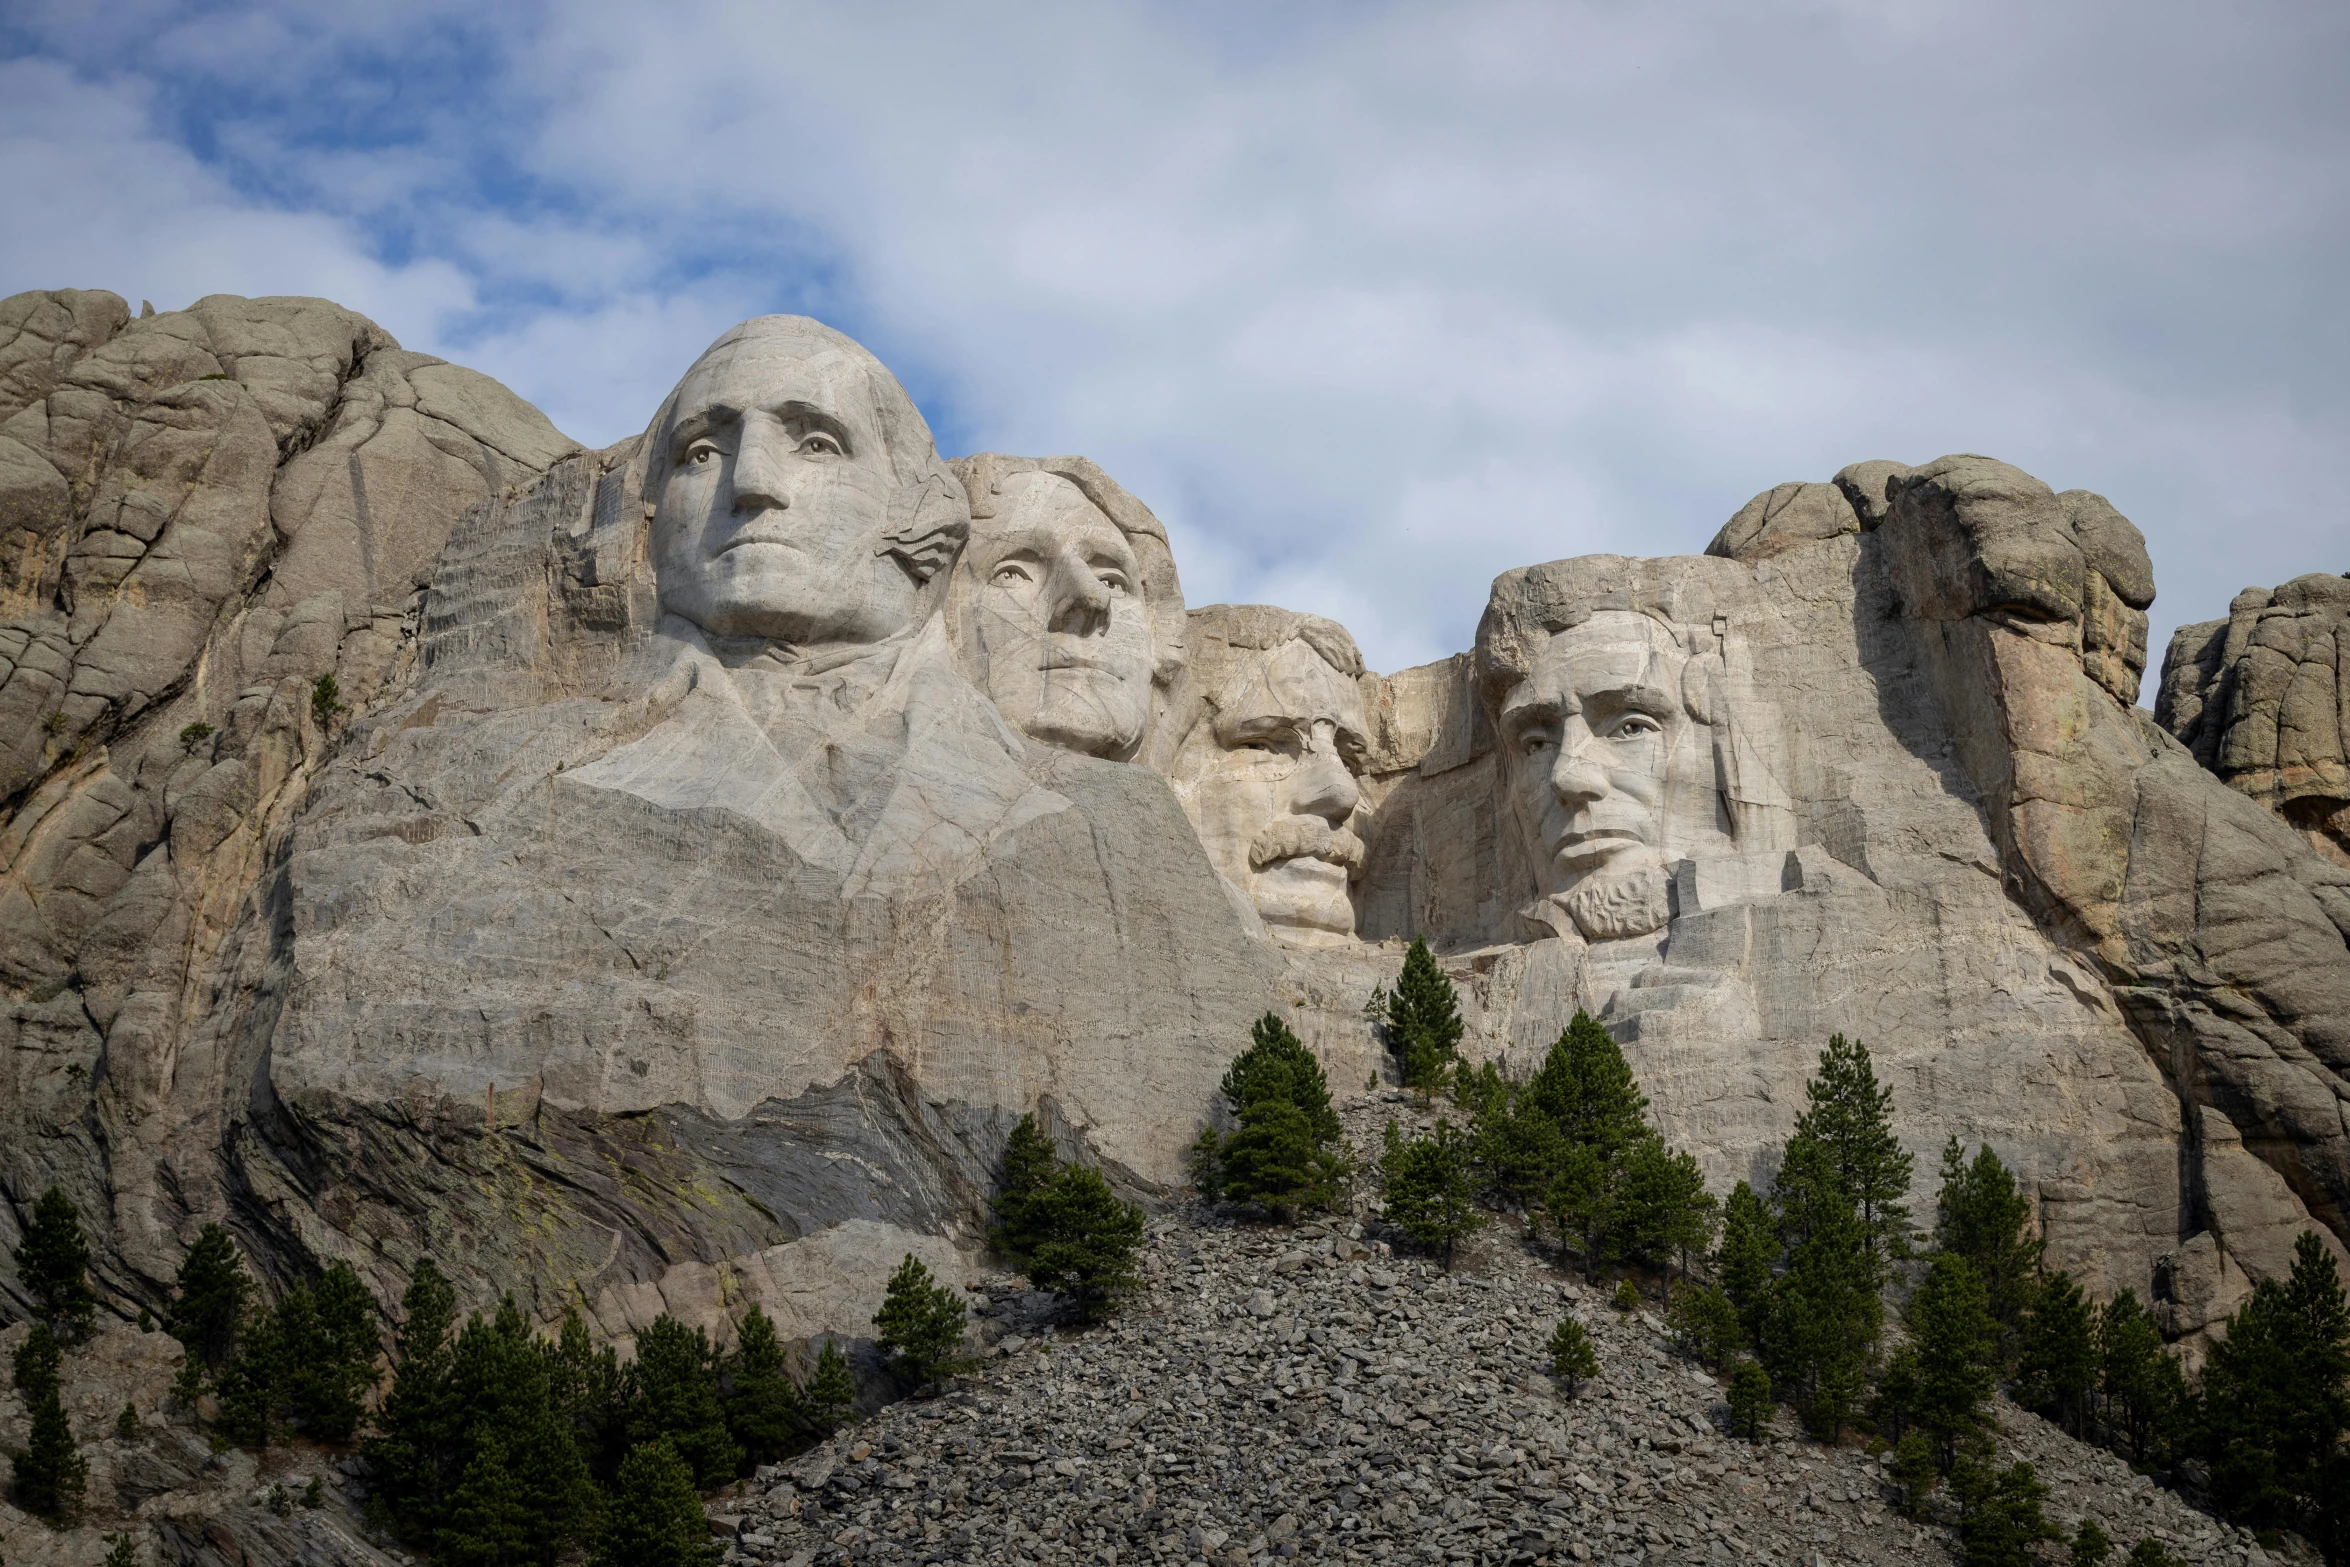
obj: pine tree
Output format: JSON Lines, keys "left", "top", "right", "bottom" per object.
{"left": 1666, "top": 1282, "right": 1744, "bottom": 1371}
{"left": 1221, "top": 1013, "right": 1341, "bottom": 1145}
{"left": 625, "top": 1315, "right": 741, "bottom": 1486}
{"left": 1934, "top": 1139, "right": 2043, "bottom": 1349}
{"left": 1760, "top": 1137, "right": 1880, "bottom": 1441}
{"left": 1464, "top": 1062, "right": 1564, "bottom": 1208}
{"left": 444, "top": 1298, "right": 598, "bottom": 1559}
{"left": 1888, "top": 1429, "right": 1937, "bottom": 1518}
{"left": 1788, "top": 1035, "right": 1912, "bottom": 1266}
{"left": 1547, "top": 1317, "right": 1598, "bottom": 1396}
{"left": 1616, "top": 1137, "right": 1718, "bottom": 1280}
{"left": 2017, "top": 1270, "right": 2098, "bottom": 1437}
{"left": 216, "top": 1295, "right": 290, "bottom": 1448}
{"left": 438, "top": 1430, "right": 538, "bottom": 1567}
{"left": 1528, "top": 1012, "right": 1650, "bottom": 1163}
{"left": 364, "top": 1258, "right": 460, "bottom": 1542}
{"left": 2096, "top": 1291, "right": 2184, "bottom": 1466}
{"left": 873, "top": 1255, "right": 971, "bottom": 1393}
{"left": 989, "top": 1114, "right": 1061, "bottom": 1264}
{"left": 1726, "top": 1359, "right": 1773, "bottom": 1441}
{"left": 1717, "top": 1180, "right": 1776, "bottom": 1346}
{"left": 547, "top": 1304, "right": 625, "bottom": 1482}
{"left": 291, "top": 1261, "right": 379, "bottom": 1440}
{"left": 1907, "top": 1253, "right": 2000, "bottom": 1467}
{"left": 1387, "top": 938, "right": 1463, "bottom": 1090}
{"left": 593, "top": 1438, "right": 721, "bottom": 1567}
{"left": 1379, "top": 1118, "right": 1483, "bottom": 1267}
{"left": 1024, "top": 1164, "right": 1149, "bottom": 1322}
{"left": 1546, "top": 1143, "right": 1623, "bottom": 1283}
{"left": 11, "top": 1375, "right": 87, "bottom": 1518}
{"left": 802, "top": 1339, "right": 856, "bottom": 1434}
{"left": 1185, "top": 1125, "right": 1224, "bottom": 1200}
{"left": 168, "top": 1223, "right": 249, "bottom": 1372}
{"left": 14, "top": 1185, "right": 97, "bottom": 1337}
{"left": 724, "top": 1306, "right": 804, "bottom": 1465}
{"left": 116, "top": 1399, "right": 140, "bottom": 1438}
{"left": 2195, "top": 1230, "right": 2350, "bottom": 1557}
{"left": 1950, "top": 1453, "right": 2059, "bottom": 1567}
{"left": 103, "top": 1530, "right": 139, "bottom": 1567}
{"left": 1209, "top": 1015, "right": 1349, "bottom": 1216}
{"left": 13, "top": 1321, "right": 62, "bottom": 1399}
{"left": 2069, "top": 1519, "right": 2113, "bottom": 1566}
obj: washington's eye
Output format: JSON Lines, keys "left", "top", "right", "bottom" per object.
{"left": 798, "top": 431, "right": 844, "bottom": 456}
{"left": 684, "top": 441, "right": 722, "bottom": 466}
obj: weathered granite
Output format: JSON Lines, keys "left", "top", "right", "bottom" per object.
{"left": 2159, "top": 570, "right": 2350, "bottom": 867}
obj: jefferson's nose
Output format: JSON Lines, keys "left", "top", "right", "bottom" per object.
{"left": 1043, "top": 548, "right": 1112, "bottom": 636}
{"left": 1290, "top": 722, "right": 1359, "bottom": 824}
{"left": 730, "top": 421, "right": 796, "bottom": 513}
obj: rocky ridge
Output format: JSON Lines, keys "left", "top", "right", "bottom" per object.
{"left": 714, "top": 1096, "right": 2283, "bottom": 1567}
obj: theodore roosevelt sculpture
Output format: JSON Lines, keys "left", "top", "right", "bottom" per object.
{"left": 1168, "top": 605, "right": 1373, "bottom": 944}
{"left": 1477, "top": 560, "right": 1795, "bottom": 942}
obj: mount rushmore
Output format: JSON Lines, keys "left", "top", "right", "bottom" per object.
{"left": 2, "top": 289, "right": 2346, "bottom": 1360}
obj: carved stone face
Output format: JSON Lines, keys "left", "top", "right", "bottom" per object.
{"left": 964, "top": 471, "right": 1155, "bottom": 759}
{"left": 1495, "top": 610, "right": 1735, "bottom": 938}
{"left": 652, "top": 326, "right": 919, "bottom": 648}
{"left": 1176, "top": 638, "right": 1369, "bottom": 943}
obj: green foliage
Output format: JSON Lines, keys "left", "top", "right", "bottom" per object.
{"left": 2069, "top": 1518, "right": 2113, "bottom": 1566}
{"left": 593, "top": 1439, "right": 721, "bottom": 1567}
{"left": 13, "top": 1322, "right": 62, "bottom": 1399}
{"left": 1185, "top": 1125, "right": 1224, "bottom": 1201}
{"left": 1610, "top": 1280, "right": 1640, "bottom": 1312}
{"left": 1933, "top": 1139, "right": 2044, "bottom": 1351}
{"left": 2123, "top": 1543, "right": 2182, "bottom": 1567}
{"left": 1758, "top": 1138, "right": 1881, "bottom": 1441}
{"left": 103, "top": 1530, "right": 139, "bottom": 1567}
{"left": 1617, "top": 1137, "right": 1719, "bottom": 1277}
{"left": 1199, "top": 1016, "right": 1349, "bottom": 1217}
{"left": 1221, "top": 1013, "right": 1341, "bottom": 1145}
{"left": 41, "top": 708, "right": 66, "bottom": 735}
{"left": 438, "top": 1432, "right": 535, "bottom": 1566}
{"left": 1906, "top": 1253, "right": 2001, "bottom": 1467}
{"left": 215, "top": 1262, "right": 381, "bottom": 1448}
{"left": 2096, "top": 1290, "right": 2185, "bottom": 1466}
{"left": 1950, "top": 1454, "right": 2059, "bottom": 1567}
{"left": 989, "top": 1114, "right": 1062, "bottom": 1263}
{"left": 268, "top": 1481, "right": 293, "bottom": 1517}
{"left": 1666, "top": 1282, "right": 1744, "bottom": 1371}
{"left": 178, "top": 720, "right": 214, "bottom": 747}
{"left": 445, "top": 1298, "right": 599, "bottom": 1559}
{"left": 1889, "top": 1429, "right": 1938, "bottom": 1519}
{"left": 2194, "top": 1230, "right": 2350, "bottom": 1559}
{"left": 10, "top": 1371, "right": 86, "bottom": 1519}
{"left": 1387, "top": 938, "right": 1463, "bottom": 1089}
{"left": 311, "top": 673, "right": 347, "bottom": 724}
{"left": 169, "top": 1224, "right": 248, "bottom": 1371}
{"left": 802, "top": 1340, "right": 856, "bottom": 1435}
{"left": 115, "top": 1400, "right": 139, "bottom": 1439}
{"left": 1530, "top": 1011, "right": 1650, "bottom": 1162}
{"left": 1726, "top": 1359, "right": 1772, "bottom": 1441}
{"left": 2017, "top": 1270, "right": 2099, "bottom": 1438}
{"left": 1790, "top": 1034, "right": 1912, "bottom": 1265}
{"left": 873, "top": 1254, "right": 971, "bottom": 1393}
{"left": 1379, "top": 1118, "right": 1483, "bottom": 1266}
{"left": 1024, "top": 1165, "right": 1148, "bottom": 1323}
{"left": 1547, "top": 1317, "right": 1598, "bottom": 1395}
{"left": 722, "top": 1307, "right": 803, "bottom": 1467}
{"left": 624, "top": 1316, "right": 740, "bottom": 1488}
{"left": 1460, "top": 1059, "right": 1563, "bottom": 1207}
{"left": 549, "top": 1305, "right": 624, "bottom": 1480}
{"left": 1717, "top": 1180, "right": 1776, "bottom": 1344}
{"left": 363, "top": 1258, "right": 459, "bottom": 1540}
{"left": 14, "top": 1186, "right": 97, "bottom": 1337}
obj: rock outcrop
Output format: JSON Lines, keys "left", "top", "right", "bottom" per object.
{"left": 3, "top": 296, "right": 2347, "bottom": 1369}
{"left": 2159, "top": 572, "right": 2350, "bottom": 868}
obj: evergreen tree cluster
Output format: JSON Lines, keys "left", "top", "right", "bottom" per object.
{"left": 1188, "top": 1015, "right": 1350, "bottom": 1219}
{"left": 994, "top": 1113, "right": 1149, "bottom": 1321}
{"left": 9, "top": 1322, "right": 86, "bottom": 1520}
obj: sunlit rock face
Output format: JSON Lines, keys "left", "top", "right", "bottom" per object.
{"left": 1164, "top": 606, "right": 1372, "bottom": 946}
{"left": 2, "top": 294, "right": 2345, "bottom": 1361}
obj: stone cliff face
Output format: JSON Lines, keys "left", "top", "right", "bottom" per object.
{"left": 3, "top": 296, "right": 2346, "bottom": 1361}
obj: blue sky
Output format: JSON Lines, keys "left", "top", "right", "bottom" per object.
{"left": 5, "top": 1, "right": 2345, "bottom": 674}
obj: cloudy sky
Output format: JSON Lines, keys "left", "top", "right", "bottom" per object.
{"left": 4, "top": 2, "right": 2343, "bottom": 675}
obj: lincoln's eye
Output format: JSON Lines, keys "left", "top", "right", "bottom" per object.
{"left": 685, "top": 441, "right": 721, "bottom": 466}
{"left": 1611, "top": 714, "right": 1662, "bottom": 738}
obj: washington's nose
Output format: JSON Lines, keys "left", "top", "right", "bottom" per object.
{"left": 1291, "top": 725, "right": 1359, "bottom": 824}
{"left": 730, "top": 423, "right": 795, "bottom": 513}
{"left": 1043, "top": 549, "right": 1112, "bottom": 636}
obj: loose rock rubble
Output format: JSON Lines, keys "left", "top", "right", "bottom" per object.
{"left": 713, "top": 1096, "right": 2303, "bottom": 1567}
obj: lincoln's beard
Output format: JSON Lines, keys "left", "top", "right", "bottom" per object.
{"left": 1248, "top": 816, "right": 1366, "bottom": 876}
{"left": 1557, "top": 854, "right": 1671, "bottom": 942}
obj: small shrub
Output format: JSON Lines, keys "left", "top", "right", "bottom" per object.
{"left": 1726, "top": 1359, "right": 1772, "bottom": 1442}
{"left": 1547, "top": 1318, "right": 1598, "bottom": 1396}
{"left": 1667, "top": 1282, "right": 1744, "bottom": 1370}
{"left": 303, "top": 1475, "right": 324, "bottom": 1509}
{"left": 1378, "top": 1118, "right": 1482, "bottom": 1266}
{"left": 43, "top": 709, "right": 67, "bottom": 736}
{"left": 116, "top": 1401, "right": 140, "bottom": 1438}
{"left": 2069, "top": 1518, "right": 2113, "bottom": 1566}
{"left": 1612, "top": 1280, "right": 1640, "bottom": 1313}
{"left": 802, "top": 1339, "right": 855, "bottom": 1434}
{"left": 873, "top": 1254, "right": 971, "bottom": 1393}
{"left": 103, "top": 1533, "right": 139, "bottom": 1567}
{"left": 2123, "top": 1544, "right": 2182, "bottom": 1567}
{"left": 1890, "top": 1429, "right": 1938, "bottom": 1519}
{"left": 311, "top": 674, "right": 346, "bottom": 725}
{"left": 179, "top": 721, "right": 215, "bottom": 747}
{"left": 268, "top": 1481, "right": 293, "bottom": 1517}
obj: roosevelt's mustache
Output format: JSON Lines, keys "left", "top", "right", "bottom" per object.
{"left": 1248, "top": 817, "right": 1366, "bottom": 874}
